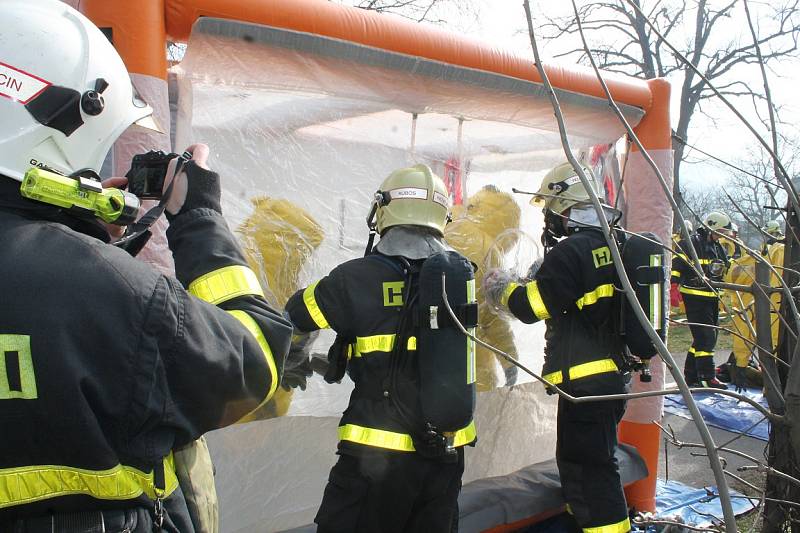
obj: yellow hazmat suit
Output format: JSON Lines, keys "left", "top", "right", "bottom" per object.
{"left": 238, "top": 196, "right": 325, "bottom": 419}
{"left": 727, "top": 254, "right": 756, "bottom": 368}
{"left": 445, "top": 186, "right": 521, "bottom": 390}
{"left": 726, "top": 243, "right": 783, "bottom": 370}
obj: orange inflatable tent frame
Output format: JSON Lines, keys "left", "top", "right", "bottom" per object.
{"left": 77, "top": 0, "right": 670, "bottom": 516}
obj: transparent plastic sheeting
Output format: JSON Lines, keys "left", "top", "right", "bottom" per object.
{"left": 205, "top": 382, "right": 558, "bottom": 533}
{"left": 173, "top": 18, "right": 641, "bottom": 530}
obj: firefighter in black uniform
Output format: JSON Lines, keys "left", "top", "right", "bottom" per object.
{"left": 285, "top": 164, "right": 477, "bottom": 533}
{"left": 672, "top": 211, "right": 731, "bottom": 389}
{"left": 0, "top": 3, "right": 292, "bottom": 531}
{"left": 485, "top": 163, "right": 631, "bottom": 533}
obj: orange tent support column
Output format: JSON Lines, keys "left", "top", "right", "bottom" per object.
{"left": 619, "top": 78, "right": 673, "bottom": 513}
{"left": 77, "top": 0, "right": 167, "bottom": 80}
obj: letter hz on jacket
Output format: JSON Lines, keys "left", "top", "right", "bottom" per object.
{"left": 0, "top": 335, "right": 37, "bottom": 400}
{"left": 0, "top": 62, "right": 50, "bottom": 104}
{"left": 383, "top": 281, "right": 405, "bottom": 306}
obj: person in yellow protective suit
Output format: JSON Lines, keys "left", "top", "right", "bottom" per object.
{"left": 719, "top": 222, "right": 742, "bottom": 261}
{"left": 726, "top": 251, "right": 757, "bottom": 387}
{"left": 238, "top": 196, "right": 325, "bottom": 418}
{"left": 761, "top": 219, "right": 784, "bottom": 255}
{"left": 719, "top": 223, "right": 742, "bottom": 316}
{"left": 445, "top": 185, "right": 522, "bottom": 390}
{"left": 724, "top": 237, "right": 783, "bottom": 391}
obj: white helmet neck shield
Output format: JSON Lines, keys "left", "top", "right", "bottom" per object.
{"left": 0, "top": 0, "right": 155, "bottom": 181}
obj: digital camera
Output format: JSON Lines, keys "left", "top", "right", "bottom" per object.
{"left": 126, "top": 150, "right": 189, "bottom": 199}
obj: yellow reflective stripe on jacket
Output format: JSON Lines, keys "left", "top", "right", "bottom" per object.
{"left": 526, "top": 281, "right": 550, "bottom": 320}
{"left": 0, "top": 455, "right": 178, "bottom": 509}
{"left": 466, "top": 279, "right": 477, "bottom": 385}
{"left": 227, "top": 310, "right": 279, "bottom": 412}
{"left": 188, "top": 265, "right": 264, "bottom": 305}
{"left": 575, "top": 284, "right": 615, "bottom": 310}
{"left": 450, "top": 420, "right": 477, "bottom": 447}
{"left": 303, "top": 281, "right": 330, "bottom": 329}
{"left": 671, "top": 270, "right": 680, "bottom": 278}
{"left": 690, "top": 348, "right": 714, "bottom": 357}
{"left": 542, "top": 358, "right": 619, "bottom": 386}
{"left": 353, "top": 334, "right": 394, "bottom": 356}
{"left": 351, "top": 334, "right": 416, "bottom": 357}
{"left": 407, "top": 336, "right": 417, "bottom": 350}
{"left": 583, "top": 516, "right": 631, "bottom": 533}
{"left": 500, "top": 282, "right": 520, "bottom": 307}
{"left": 679, "top": 286, "right": 717, "bottom": 298}
{"left": 338, "top": 421, "right": 476, "bottom": 452}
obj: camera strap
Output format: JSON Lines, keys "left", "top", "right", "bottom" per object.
{"left": 114, "top": 156, "right": 187, "bottom": 256}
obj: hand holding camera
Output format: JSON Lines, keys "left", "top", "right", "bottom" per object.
{"left": 125, "top": 143, "right": 220, "bottom": 219}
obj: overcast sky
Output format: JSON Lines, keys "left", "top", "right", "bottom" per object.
{"left": 430, "top": 0, "right": 800, "bottom": 192}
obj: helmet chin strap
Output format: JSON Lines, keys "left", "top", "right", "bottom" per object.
{"left": 364, "top": 190, "right": 390, "bottom": 256}
{"left": 542, "top": 209, "right": 567, "bottom": 252}
{"left": 541, "top": 204, "right": 622, "bottom": 253}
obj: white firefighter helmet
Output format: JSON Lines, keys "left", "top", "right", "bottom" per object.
{"left": 762, "top": 219, "right": 783, "bottom": 238}
{"left": 374, "top": 164, "right": 451, "bottom": 236}
{"left": 0, "top": 0, "right": 157, "bottom": 181}
{"left": 703, "top": 211, "right": 732, "bottom": 232}
{"left": 531, "top": 162, "right": 603, "bottom": 215}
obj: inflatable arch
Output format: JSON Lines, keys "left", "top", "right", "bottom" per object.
{"left": 74, "top": 0, "right": 672, "bottom": 529}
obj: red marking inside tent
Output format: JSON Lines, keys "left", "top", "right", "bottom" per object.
{"left": 0, "top": 62, "right": 51, "bottom": 104}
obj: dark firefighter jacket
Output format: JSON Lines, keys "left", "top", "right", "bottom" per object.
{"left": 0, "top": 177, "right": 292, "bottom": 529}
{"left": 501, "top": 228, "right": 626, "bottom": 396}
{"left": 285, "top": 253, "right": 476, "bottom": 456}
{"left": 672, "top": 231, "right": 729, "bottom": 299}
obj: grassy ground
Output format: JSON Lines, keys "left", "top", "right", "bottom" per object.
{"left": 667, "top": 312, "right": 734, "bottom": 355}
{"left": 732, "top": 469, "right": 767, "bottom": 531}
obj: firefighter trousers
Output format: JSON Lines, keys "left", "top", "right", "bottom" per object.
{"left": 315, "top": 448, "right": 464, "bottom": 533}
{"left": 683, "top": 293, "right": 720, "bottom": 382}
{"left": 557, "top": 398, "right": 629, "bottom": 532}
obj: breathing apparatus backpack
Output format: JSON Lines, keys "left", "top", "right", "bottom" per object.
{"left": 415, "top": 251, "right": 478, "bottom": 437}
{"left": 616, "top": 231, "right": 668, "bottom": 373}
{"left": 323, "top": 250, "right": 478, "bottom": 455}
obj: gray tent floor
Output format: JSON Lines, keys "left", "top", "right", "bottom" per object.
{"left": 280, "top": 444, "right": 647, "bottom": 533}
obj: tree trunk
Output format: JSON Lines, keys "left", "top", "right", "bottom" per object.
{"left": 672, "top": 136, "right": 684, "bottom": 218}
{"left": 764, "top": 201, "right": 800, "bottom": 532}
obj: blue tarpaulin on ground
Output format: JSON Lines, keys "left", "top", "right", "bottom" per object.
{"left": 663, "top": 387, "right": 770, "bottom": 441}
{"left": 648, "top": 479, "right": 757, "bottom": 529}
{"left": 526, "top": 479, "right": 757, "bottom": 532}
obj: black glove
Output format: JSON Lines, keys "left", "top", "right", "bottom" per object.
{"left": 285, "top": 331, "right": 317, "bottom": 369}
{"left": 730, "top": 365, "right": 748, "bottom": 393}
{"left": 166, "top": 161, "right": 222, "bottom": 222}
{"left": 324, "top": 335, "right": 351, "bottom": 384}
{"left": 281, "top": 357, "right": 314, "bottom": 391}
{"left": 504, "top": 364, "right": 518, "bottom": 387}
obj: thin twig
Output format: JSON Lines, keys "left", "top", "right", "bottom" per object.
{"left": 621, "top": 0, "right": 800, "bottom": 240}
{"left": 739, "top": 464, "right": 800, "bottom": 488}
